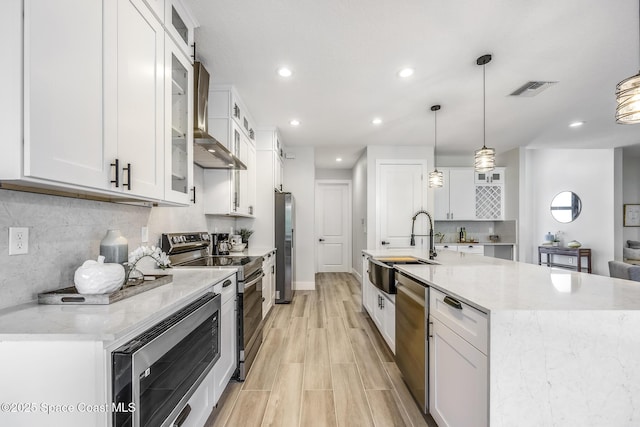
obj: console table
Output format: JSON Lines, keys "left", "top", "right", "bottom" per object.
{"left": 538, "top": 246, "right": 592, "bottom": 273}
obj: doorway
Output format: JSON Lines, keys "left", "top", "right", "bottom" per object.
{"left": 315, "top": 180, "right": 352, "bottom": 272}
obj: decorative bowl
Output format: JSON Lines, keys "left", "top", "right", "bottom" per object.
{"left": 74, "top": 256, "right": 125, "bottom": 294}
{"left": 567, "top": 240, "right": 582, "bottom": 248}
{"left": 230, "top": 243, "right": 247, "bottom": 252}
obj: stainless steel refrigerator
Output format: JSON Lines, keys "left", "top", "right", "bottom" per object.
{"left": 275, "top": 192, "right": 294, "bottom": 303}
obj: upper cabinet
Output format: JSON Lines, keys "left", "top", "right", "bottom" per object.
{"left": 203, "top": 86, "right": 256, "bottom": 217}
{"left": 164, "top": 37, "right": 194, "bottom": 204}
{"left": 434, "top": 167, "right": 505, "bottom": 221}
{"left": 3, "top": 0, "right": 195, "bottom": 205}
{"left": 164, "top": 0, "right": 195, "bottom": 60}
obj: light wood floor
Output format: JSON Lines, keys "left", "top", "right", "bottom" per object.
{"left": 205, "top": 272, "right": 437, "bottom": 427}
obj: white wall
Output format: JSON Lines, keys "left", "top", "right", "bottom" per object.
{"left": 351, "top": 151, "right": 367, "bottom": 281}
{"left": 523, "top": 149, "right": 616, "bottom": 275}
{"left": 283, "top": 146, "right": 316, "bottom": 290}
{"left": 315, "top": 168, "right": 352, "bottom": 180}
{"left": 365, "top": 145, "right": 433, "bottom": 249}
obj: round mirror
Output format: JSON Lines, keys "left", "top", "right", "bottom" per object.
{"left": 550, "top": 191, "right": 582, "bottom": 223}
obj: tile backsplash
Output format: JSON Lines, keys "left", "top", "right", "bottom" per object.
{"left": 0, "top": 167, "right": 211, "bottom": 310}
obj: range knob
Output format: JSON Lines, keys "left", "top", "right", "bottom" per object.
{"left": 172, "top": 236, "right": 179, "bottom": 244}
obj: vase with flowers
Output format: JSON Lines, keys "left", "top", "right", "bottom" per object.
{"left": 124, "top": 245, "right": 171, "bottom": 285}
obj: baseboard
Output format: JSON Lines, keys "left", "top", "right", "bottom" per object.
{"left": 352, "top": 268, "right": 362, "bottom": 284}
{"left": 294, "top": 281, "right": 316, "bottom": 290}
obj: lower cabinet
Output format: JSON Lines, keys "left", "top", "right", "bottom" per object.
{"left": 213, "top": 276, "right": 237, "bottom": 404}
{"left": 262, "top": 250, "right": 276, "bottom": 319}
{"left": 361, "top": 255, "right": 395, "bottom": 353}
{"left": 429, "top": 289, "right": 488, "bottom": 427}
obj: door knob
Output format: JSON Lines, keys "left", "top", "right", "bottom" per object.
{"left": 318, "top": 238, "right": 325, "bottom": 242}
{"left": 381, "top": 241, "right": 390, "bottom": 245}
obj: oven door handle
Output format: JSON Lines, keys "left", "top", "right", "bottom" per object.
{"left": 240, "top": 272, "right": 264, "bottom": 292}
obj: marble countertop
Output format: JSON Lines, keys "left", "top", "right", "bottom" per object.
{"left": 364, "top": 248, "right": 640, "bottom": 312}
{"left": 434, "top": 242, "right": 515, "bottom": 246}
{"left": 0, "top": 269, "right": 236, "bottom": 343}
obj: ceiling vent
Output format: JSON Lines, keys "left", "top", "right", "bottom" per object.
{"left": 509, "top": 81, "right": 557, "bottom": 97}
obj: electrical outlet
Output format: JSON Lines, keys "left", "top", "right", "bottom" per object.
{"left": 141, "top": 226, "right": 149, "bottom": 243}
{"left": 9, "top": 227, "right": 29, "bottom": 255}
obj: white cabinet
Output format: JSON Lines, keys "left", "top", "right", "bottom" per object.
{"left": 361, "top": 255, "right": 395, "bottom": 353}
{"left": 213, "top": 275, "right": 237, "bottom": 404}
{"left": 9, "top": 0, "right": 191, "bottom": 204}
{"left": 22, "top": 0, "right": 113, "bottom": 190}
{"left": 164, "top": 37, "right": 194, "bottom": 204}
{"left": 435, "top": 167, "right": 505, "bottom": 221}
{"left": 457, "top": 244, "right": 484, "bottom": 255}
{"left": 164, "top": 0, "right": 195, "bottom": 59}
{"left": 104, "top": 0, "right": 165, "bottom": 200}
{"left": 429, "top": 289, "right": 488, "bottom": 427}
{"left": 262, "top": 250, "right": 276, "bottom": 319}
{"left": 203, "top": 86, "right": 256, "bottom": 217}
{"left": 435, "top": 168, "right": 476, "bottom": 221}
{"left": 475, "top": 167, "right": 505, "bottom": 184}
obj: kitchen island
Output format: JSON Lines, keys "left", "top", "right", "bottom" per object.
{"left": 364, "top": 248, "right": 640, "bottom": 427}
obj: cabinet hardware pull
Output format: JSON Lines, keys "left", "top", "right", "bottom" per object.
{"left": 191, "top": 42, "right": 196, "bottom": 60}
{"left": 381, "top": 241, "right": 389, "bottom": 245}
{"left": 191, "top": 186, "right": 196, "bottom": 203}
{"left": 319, "top": 238, "right": 325, "bottom": 242}
{"left": 110, "top": 159, "right": 120, "bottom": 187}
{"left": 223, "top": 279, "right": 232, "bottom": 288}
{"left": 271, "top": 265, "right": 275, "bottom": 274}
{"left": 123, "top": 163, "right": 131, "bottom": 190}
{"left": 173, "top": 404, "right": 191, "bottom": 427}
{"left": 443, "top": 295, "right": 462, "bottom": 310}
{"left": 428, "top": 321, "right": 433, "bottom": 338}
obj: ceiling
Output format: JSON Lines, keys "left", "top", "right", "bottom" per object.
{"left": 185, "top": 0, "right": 640, "bottom": 169}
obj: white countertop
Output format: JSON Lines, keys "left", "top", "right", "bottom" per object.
{"left": 0, "top": 269, "right": 236, "bottom": 343}
{"left": 435, "top": 242, "right": 515, "bottom": 246}
{"left": 364, "top": 248, "right": 640, "bottom": 312}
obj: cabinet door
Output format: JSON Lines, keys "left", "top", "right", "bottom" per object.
{"left": 448, "top": 169, "right": 475, "bottom": 220}
{"left": 214, "top": 297, "right": 237, "bottom": 404}
{"left": 105, "top": 0, "right": 164, "bottom": 199}
{"left": 165, "top": 0, "right": 194, "bottom": 58}
{"left": 164, "top": 39, "right": 193, "bottom": 204}
{"left": 434, "top": 168, "right": 450, "bottom": 220}
{"left": 24, "top": 0, "right": 114, "bottom": 189}
{"left": 429, "top": 317, "right": 488, "bottom": 427}
{"left": 262, "top": 260, "right": 272, "bottom": 319}
{"left": 362, "top": 256, "right": 374, "bottom": 315}
{"left": 372, "top": 290, "right": 384, "bottom": 329}
{"left": 381, "top": 294, "right": 395, "bottom": 353}
{"left": 247, "top": 143, "right": 256, "bottom": 215}
{"left": 274, "top": 151, "right": 284, "bottom": 192}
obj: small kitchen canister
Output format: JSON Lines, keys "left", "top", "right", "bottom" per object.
{"left": 100, "top": 229, "right": 128, "bottom": 264}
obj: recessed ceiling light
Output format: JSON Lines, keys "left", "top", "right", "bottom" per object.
{"left": 277, "top": 67, "right": 293, "bottom": 78}
{"left": 207, "top": 149, "right": 216, "bottom": 153}
{"left": 372, "top": 118, "right": 383, "bottom": 125}
{"left": 290, "top": 119, "right": 300, "bottom": 126}
{"left": 228, "top": 163, "right": 234, "bottom": 167}
{"left": 336, "top": 158, "right": 342, "bottom": 162}
{"left": 398, "top": 67, "right": 414, "bottom": 78}
{"left": 569, "top": 121, "right": 584, "bottom": 128}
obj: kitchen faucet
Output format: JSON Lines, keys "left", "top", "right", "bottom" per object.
{"left": 410, "top": 210, "right": 437, "bottom": 260}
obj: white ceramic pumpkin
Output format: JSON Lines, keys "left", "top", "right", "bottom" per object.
{"left": 74, "top": 256, "right": 125, "bottom": 294}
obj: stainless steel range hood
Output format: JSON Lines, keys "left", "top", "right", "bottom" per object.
{"left": 193, "top": 62, "right": 246, "bottom": 170}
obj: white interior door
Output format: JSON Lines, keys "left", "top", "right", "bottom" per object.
{"left": 315, "top": 181, "right": 352, "bottom": 272}
{"left": 377, "top": 161, "right": 426, "bottom": 248}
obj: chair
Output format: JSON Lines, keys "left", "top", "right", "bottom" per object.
{"left": 608, "top": 261, "right": 640, "bottom": 282}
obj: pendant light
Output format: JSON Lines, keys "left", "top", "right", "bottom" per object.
{"left": 616, "top": 0, "right": 640, "bottom": 124}
{"left": 474, "top": 54, "right": 496, "bottom": 172}
{"left": 428, "top": 105, "right": 444, "bottom": 188}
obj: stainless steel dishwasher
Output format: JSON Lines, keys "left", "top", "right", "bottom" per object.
{"left": 396, "top": 271, "right": 428, "bottom": 414}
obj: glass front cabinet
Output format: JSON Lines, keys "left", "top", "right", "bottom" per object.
{"left": 165, "top": 37, "right": 194, "bottom": 204}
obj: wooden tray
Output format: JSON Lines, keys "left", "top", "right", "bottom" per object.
{"left": 37, "top": 274, "right": 173, "bottom": 305}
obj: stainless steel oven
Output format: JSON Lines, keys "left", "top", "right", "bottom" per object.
{"left": 160, "top": 232, "right": 264, "bottom": 381}
{"left": 112, "top": 292, "right": 221, "bottom": 427}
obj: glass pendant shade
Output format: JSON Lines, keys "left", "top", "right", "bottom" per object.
{"left": 474, "top": 146, "right": 496, "bottom": 172}
{"left": 428, "top": 169, "right": 444, "bottom": 188}
{"left": 616, "top": 72, "right": 640, "bottom": 124}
